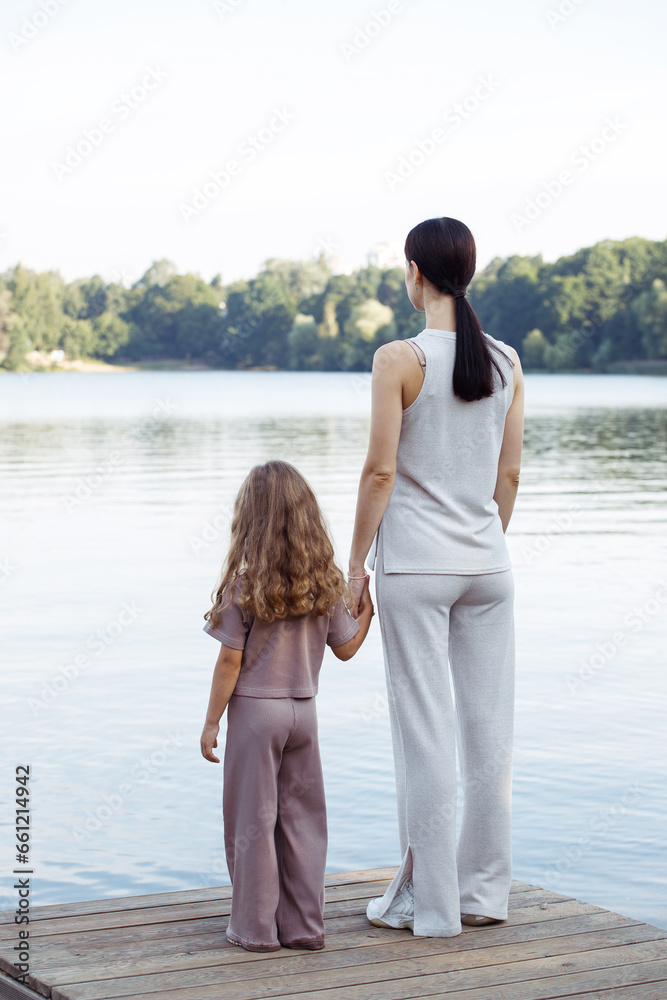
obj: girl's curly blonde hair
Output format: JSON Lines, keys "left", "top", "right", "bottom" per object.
{"left": 205, "top": 460, "right": 350, "bottom": 626}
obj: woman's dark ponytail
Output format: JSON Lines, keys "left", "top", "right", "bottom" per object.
{"left": 452, "top": 293, "right": 505, "bottom": 401}
{"left": 404, "top": 217, "right": 510, "bottom": 402}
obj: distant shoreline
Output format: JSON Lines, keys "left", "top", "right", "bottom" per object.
{"left": 2, "top": 359, "right": 667, "bottom": 376}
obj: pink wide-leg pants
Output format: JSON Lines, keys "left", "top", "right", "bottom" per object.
{"left": 223, "top": 694, "right": 327, "bottom": 951}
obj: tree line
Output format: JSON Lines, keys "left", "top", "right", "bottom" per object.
{"left": 1, "top": 236, "right": 666, "bottom": 373}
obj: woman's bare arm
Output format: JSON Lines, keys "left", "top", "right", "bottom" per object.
{"left": 348, "top": 343, "right": 406, "bottom": 612}
{"left": 493, "top": 348, "right": 524, "bottom": 532}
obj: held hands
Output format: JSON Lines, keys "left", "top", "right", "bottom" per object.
{"left": 357, "top": 575, "right": 374, "bottom": 623}
{"left": 350, "top": 573, "right": 373, "bottom": 620}
{"left": 348, "top": 573, "right": 367, "bottom": 618}
{"left": 200, "top": 722, "right": 221, "bottom": 763}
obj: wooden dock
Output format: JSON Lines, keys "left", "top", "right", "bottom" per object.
{"left": 1, "top": 868, "right": 667, "bottom": 1000}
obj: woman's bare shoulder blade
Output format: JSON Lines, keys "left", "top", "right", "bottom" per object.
{"left": 374, "top": 339, "right": 415, "bottom": 367}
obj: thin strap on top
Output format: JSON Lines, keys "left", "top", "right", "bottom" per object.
{"left": 406, "top": 339, "right": 426, "bottom": 369}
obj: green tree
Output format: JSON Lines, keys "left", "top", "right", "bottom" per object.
{"left": 6, "top": 265, "right": 65, "bottom": 353}
{"left": 69, "top": 275, "right": 113, "bottom": 320}
{"left": 345, "top": 299, "right": 394, "bottom": 342}
{"left": 2, "top": 316, "right": 30, "bottom": 371}
{"left": 260, "top": 257, "right": 331, "bottom": 300}
{"left": 378, "top": 268, "right": 423, "bottom": 339}
{"left": 91, "top": 312, "right": 132, "bottom": 359}
{"left": 59, "top": 317, "right": 95, "bottom": 359}
{"left": 339, "top": 299, "right": 396, "bottom": 370}
{"left": 0, "top": 285, "right": 14, "bottom": 366}
{"left": 634, "top": 279, "right": 667, "bottom": 359}
{"left": 287, "top": 314, "right": 321, "bottom": 370}
{"left": 521, "top": 329, "right": 547, "bottom": 369}
{"left": 134, "top": 259, "right": 178, "bottom": 289}
{"left": 2, "top": 236, "right": 667, "bottom": 371}
{"left": 317, "top": 298, "right": 339, "bottom": 340}
{"left": 552, "top": 243, "right": 627, "bottom": 366}
{"left": 219, "top": 272, "right": 297, "bottom": 368}
{"left": 123, "top": 266, "right": 224, "bottom": 360}
{"left": 472, "top": 255, "right": 543, "bottom": 350}
{"left": 0, "top": 283, "right": 28, "bottom": 370}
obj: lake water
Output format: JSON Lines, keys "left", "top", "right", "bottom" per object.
{"left": 1, "top": 371, "right": 666, "bottom": 930}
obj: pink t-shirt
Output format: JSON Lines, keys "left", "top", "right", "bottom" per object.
{"left": 203, "top": 582, "right": 359, "bottom": 698}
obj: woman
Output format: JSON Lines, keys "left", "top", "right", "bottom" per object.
{"left": 348, "top": 216, "right": 524, "bottom": 937}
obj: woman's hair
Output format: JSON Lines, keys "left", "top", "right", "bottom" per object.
{"left": 205, "top": 460, "right": 350, "bottom": 626}
{"left": 404, "top": 216, "right": 511, "bottom": 401}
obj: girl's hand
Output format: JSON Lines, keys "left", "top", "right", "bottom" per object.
{"left": 348, "top": 573, "right": 369, "bottom": 618}
{"left": 201, "top": 722, "right": 221, "bottom": 763}
{"left": 357, "top": 576, "right": 374, "bottom": 622}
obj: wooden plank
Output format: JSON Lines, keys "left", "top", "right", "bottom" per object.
{"left": 321, "top": 867, "right": 401, "bottom": 886}
{"left": 0, "top": 881, "right": 395, "bottom": 943}
{"left": 0, "top": 917, "right": 228, "bottom": 961}
{"left": 25, "top": 922, "right": 667, "bottom": 996}
{"left": 563, "top": 986, "right": 667, "bottom": 1000}
{"left": 0, "top": 870, "right": 400, "bottom": 928}
{"left": 364, "top": 960, "right": 667, "bottom": 1000}
{"left": 1, "top": 869, "right": 664, "bottom": 1000}
{"left": 0, "top": 878, "right": 348, "bottom": 928}
{"left": 0, "top": 879, "right": 550, "bottom": 954}
{"left": 48, "top": 954, "right": 667, "bottom": 1000}
{"left": 1, "top": 913, "right": 367, "bottom": 971}
{"left": 0, "top": 886, "right": 570, "bottom": 944}
{"left": 0, "top": 886, "right": 232, "bottom": 926}
{"left": 44, "top": 938, "right": 667, "bottom": 999}
{"left": 0, "top": 895, "right": 617, "bottom": 984}
{"left": 0, "top": 874, "right": 537, "bottom": 929}
{"left": 21, "top": 909, "right": 643, "bottom": 980}
{"left": 510, "top": 879, "right": 545, "bottom": 896}
{"left": 0, "top": 900, "right": 620, "bottom": 988}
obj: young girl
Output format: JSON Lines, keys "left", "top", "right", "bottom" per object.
{"left": 200, "top": 460, "right": 373, "bottom": 953}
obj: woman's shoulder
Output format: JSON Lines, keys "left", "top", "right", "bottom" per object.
{"left": 374, "top": 336, "right": 422, "bottom": 360}
{"left": 483, "top": 330, "right": 518, "bottom": 365}
{"left": 372, "top": 338, "right": 425, "bottom": 380}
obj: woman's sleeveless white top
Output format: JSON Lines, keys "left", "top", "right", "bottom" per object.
{"left": 373, "top": 328, "right": 515, "bottom": 574}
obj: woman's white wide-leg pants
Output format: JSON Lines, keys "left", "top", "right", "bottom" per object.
{"left": 374, "top": 567, "right": 516, "bottom": 937}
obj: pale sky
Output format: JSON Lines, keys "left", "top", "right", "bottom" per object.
{"left": 2, "top": 0, "right": 665, "bottom": 286}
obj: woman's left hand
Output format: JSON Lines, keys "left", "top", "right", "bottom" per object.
{"left": 348, "top": 574, "right": 369, "bottom": 618}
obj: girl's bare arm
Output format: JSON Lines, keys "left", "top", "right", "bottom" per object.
{"left": 331, "top": 577, "right": 374, "bottom": 661}
{"left": 200, "top": 644, "right": 243, "bottom": 763}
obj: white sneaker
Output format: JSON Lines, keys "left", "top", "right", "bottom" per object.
{"left": 461, "top": 913, "right": 502, "bottom": 926}
{"left": 367, "top": 879, "right": 414, "bottom": 930}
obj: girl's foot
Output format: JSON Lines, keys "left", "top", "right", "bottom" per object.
{"left": 226, "top": 930, "right": 281, "bottom": 952}
{"left": 461, "top": 914, "right": 503, "bottom": 926}
{"left": 280, "top": 937, "right": 325, "bottom": 950}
